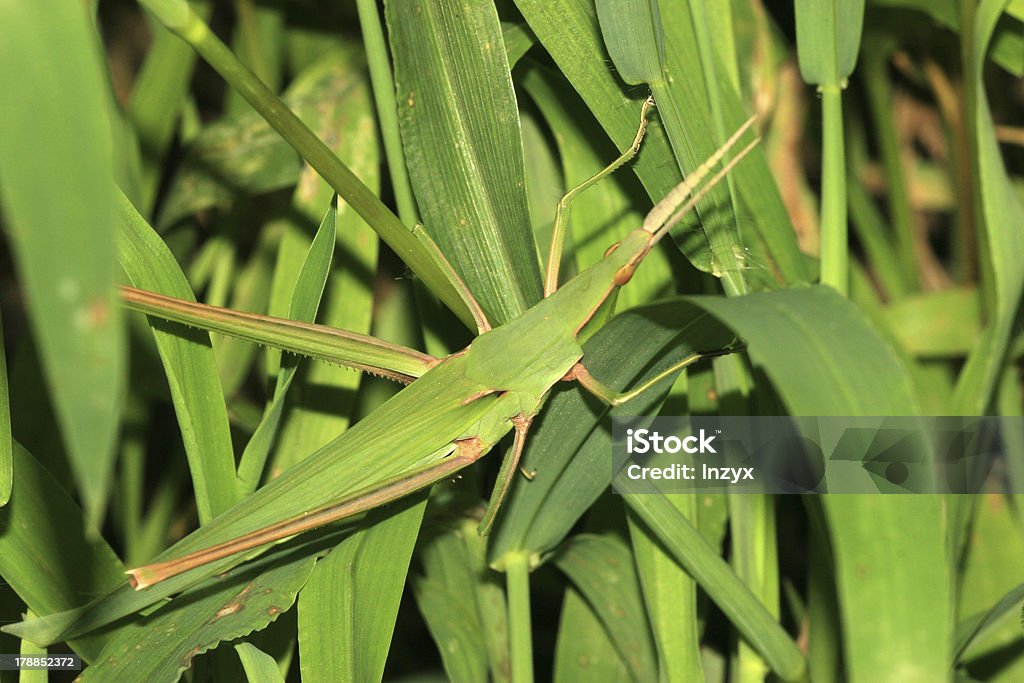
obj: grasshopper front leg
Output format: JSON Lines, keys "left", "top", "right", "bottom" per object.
{"left": 544, "top": 96, "right": 657, "bottom": 296}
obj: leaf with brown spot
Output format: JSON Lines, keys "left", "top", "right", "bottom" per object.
{"left": 77, "top": 541, "right": 317, "bottom": 682}
{"left": 553, "top": 534, "right": 656, "bottom": 683}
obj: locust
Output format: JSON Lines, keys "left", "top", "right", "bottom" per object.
{"left": 121, "top": 98, "right": 758, "bottom": 590}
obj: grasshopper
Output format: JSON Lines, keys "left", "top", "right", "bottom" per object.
{"left": 122, "top": 99, "right": 758, "bottom": 590}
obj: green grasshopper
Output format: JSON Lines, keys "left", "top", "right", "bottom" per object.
{"left": 122, "top": 100, "right": 758, "bottom": 590}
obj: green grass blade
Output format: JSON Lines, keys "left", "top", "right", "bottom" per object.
{"left": 595, "top": 0, "right": 664, "bottom": 85}
{"left": 236, "top": 200, "right": 337, "bottom": 493}
{"left": 116, "top": 192, "right": 238, "bottom": 523}
{"left": 955, "top": 491, "right": 1024, "bottom": 670}
{"left": 683, "top": 288, "right": 955, "bottom": 682}
{"left": 225, "top": 0, "right": 285, "bottom": 116}
{"left": 138, "top": 0, "right": 476, "bottom": 328}
{"left": 728, "top": 495, "right": 779, "bottom": 682}
{"left": 296, "top": 274, "right": 424, "bottom": 683}
{"left": 0, "top": 443, "right": 124, "bottom": 662}
{"left": 516, "top": 0, "right": 808, "bottom": 285}
{"left": 860, "top": 45, "right": 920, "bottom": 291}
{"left": 554, "top": 534, "right": 658, "bottom": 683}
{"left": 356, "top": 0, "right": 418, "bottom": 225}
{"left": 78, "top": 540, "right": 317, "bottom": 682}
{"left": 128, "top": 2, "right": 211, "bottom": 211}
{"left": 502, "top": 21, "right": 537, "bottom": 67}
{"left": 235, "top": 642, "right": 286, "bottom": 683}
{"left": 553, "top": 584, "right": 631, "bottom": 682}
{"left": 414, "top": 575, "right": 491, "bottom": 682}
{"left": 793, "top": 0, "right": 865, "bottom": 295}
{"left": 18, "top": 610, "right": 47, "bottom": 683}
{"left": 623, "top": 492, "right": 806, "bottom": 681}
{"left": 822, "top": 497, "right": 949, "bottom": 682}
{"left": 954, "top": 0, "right": 1024, "bottom": 413}
{"left": 298, "top": 501, "right": 426, "bottom": 683}
{"left": 505, "top": 551, "right": 534, "bottom": 683}
{"left": 263, "top": 48, "right": 380, "bottom": 475}
{"left": 688, "top": 287, "right": 919, "bottom": 414}
{"left": 387, "top": 0, "right": 543, "bottom": 325}
{"left": 955, "top": 583, "right": 1024, "bottom": 662}
{"left": 0, "top": 0, "right": 124, "bottom": 530}
{"left": 0, "top": 308, "right": 11, "bottom": 507}
{"left": 882, "top": 289, "right": 981, "bottom": 357}
{"left": 416, "top": 510, "right": 509, "bottom": 682}
{"left": 794, "top": 0, "right": 866, "bottom": 86}
{"left": 872, "top": 0, "right": 1024, "bottom": 75}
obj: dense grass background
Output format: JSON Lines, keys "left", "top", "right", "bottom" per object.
{"left": 0, "top": 0, "right": 1022, "bottom": 681}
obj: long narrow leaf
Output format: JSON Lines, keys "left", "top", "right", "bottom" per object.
{"left": 0, "top": 444, "right": 124, "bottom": 662}
{"left": 0, "top": 0, "right": 124, "bottom": 529}
{"left": 387, "top": 0, "right": 543, "bottom": 325}
{"left": 116, "top": 192, "right": 238, "bottom": 523}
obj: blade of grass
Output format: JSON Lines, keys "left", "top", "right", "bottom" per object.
{"left": 416, "top": 506, "right": 510, "bottom": 682}
{"left": 794, "top": 0, "right": 866, "bottom": 295}
{"left": 298, "top": 500, "right": 426, "bottom": 682}
{"left": 516, "top": 0, "right": 808, "bottom": 285}
{"left": 356, "top": 0, "right": 418, "bottom": 225}
{"left": 956, "top": 583, "right": 1024, "bottom": 662}
{"left": 728, "top": 494, "right": 779, "bottom": 683}
{"left": 860, "top": 43, "right": 920, "bottom": 291}
{"left": 264, "top": 48, "right": 380, "bottom": 475}
{"left": 116, "top": 191, "right": 239, "bottom": 523}
{"left": 956, "top": 492, "right": 1024, "bottom": 664}
{"left": 386, "top": 0, "right": 543, "bottom": 325}
{"left": 18, "top": 610, "right": 47, "bottom": 683}
{"left": 954, "top": 0, "right": 1024, "bottom": 414}
{"left": 553, "top": 534, "right": 658, "bottom": 683}
{"left": 627, "top": 463, "right": 703, "bottom": 679}
{"left": 129, "top": 1, "right": 211, "bottom": 211}
{"left": 235, "top": 642, "right": 286, "bottom": 683}
{"left": 684, "top": 288, "right": 955, "bottom": 683}
{"left": 505, "top": 551, "right": 534, "bottom": 683}
{"left": 414, "top": 575, "right": 490, "bottom": 682}
{"left": 236, "top": 200, "right": 337, "bottom": 493}
{"left": 78, "top": 536, "right": 319, "bottom": 682}
{"left": 137, "top": 0, "right": 476, "bottom": 327}
{"left": 0, "top": 443, "right": 124, "bottom": 662}
{"left": 622, "top": 492, "right": 805, "bottom": 682}
{"left": 553, "top": 585, "right": 631, "bottom": 682}
{"left": 158, "top": 49, "right": 363, "bottom": 228}
{"left": 225, "top": 0, "right": 284, "bottom": 116}
{"left": 0, "top": 0, "right": 125, "bottom": 530}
